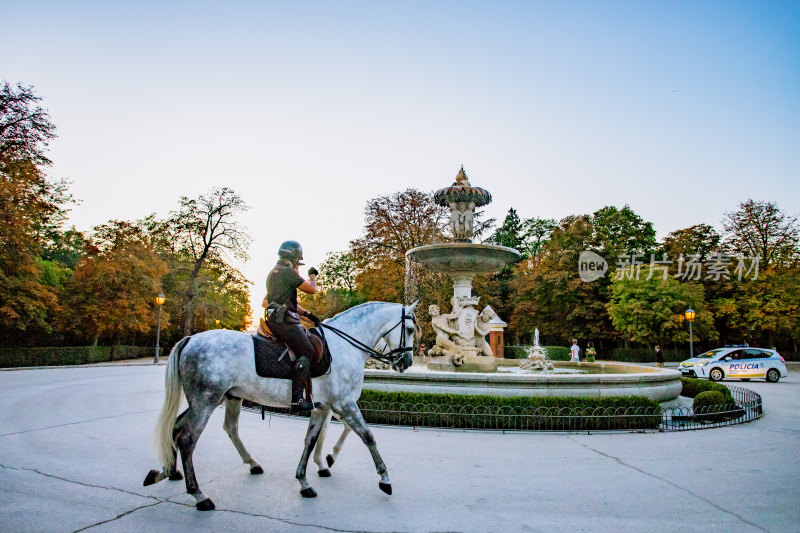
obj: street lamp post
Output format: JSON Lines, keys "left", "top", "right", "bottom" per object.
{"left": 154, "top": 293, "right": 165, "bottom": 364}
{"left": 685, "top": 308, "right": 695, "bottom": 356}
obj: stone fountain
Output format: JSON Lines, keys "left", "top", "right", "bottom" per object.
{"left": 364, "top": 167, "right": 682, "bottom": 402}
{"left": 406, "top": 167, "right": 521, "bottom": 372}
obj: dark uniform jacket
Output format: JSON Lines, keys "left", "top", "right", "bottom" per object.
{"left": 266, "top": 261, "right": 304, "bottom": 324}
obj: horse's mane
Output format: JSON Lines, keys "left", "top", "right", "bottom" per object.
{"left": 326, "top": 301, "right": 398, "bottom": 325}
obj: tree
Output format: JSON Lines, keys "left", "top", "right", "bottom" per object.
{"left": 607, "top": 276, "right": 715, "bottom": 346}
{"left": 662, "top": 224, "right": 722, "bottom": 264}
{"left": 163, "top": 188, "right": 251, "bottom": 335}
{"left": 722, "top": 200, "right": 799, "bottom": 266}
{"left": 712, "top": 266, "right": 797, "bottom": 348}
{"left": 299, "top": 251, "right": 365, "bottom": 319}
{"left": 592, "top": 205, "right": 657, "bottom": 260}
{"left": 317, "top": 251, "right": 358, "bottom": 293}
{"left": 522, "top": 217, "right": 557, "bottom": 259}
{"left": 350, "top": 188, "right": 449, "bottom": 304}
{"left": 509, "top": 215, "right": 613, "bottom": 346}
{"left": 59, "top": 221, "right": 168, "bottom": 345}
{"left": 0, "top": 82, "right": 56, "bottom": 165}
{"left": 0, "top": 83, "right": 73, "bottom": 338}
{"left": 488, "top": 208, "right": 525, "bottom": 250}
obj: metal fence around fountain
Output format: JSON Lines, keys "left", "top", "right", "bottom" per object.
{"left": 243, "top": 385, "right": 762, "bottom": 432}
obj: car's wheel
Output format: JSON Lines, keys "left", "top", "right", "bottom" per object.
{"left": 709, "top": 368, "right": 724, "bottom": 382}
{"left": 766, "top": 369, "right": 780, "bottom": 383}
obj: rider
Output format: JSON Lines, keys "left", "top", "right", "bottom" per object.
{"left": 265, "top": 240, "right": 320, "bottom": 412}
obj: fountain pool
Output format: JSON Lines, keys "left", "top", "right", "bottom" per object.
{"left": 364, "top": 359, "right": 682, "bottom": 402}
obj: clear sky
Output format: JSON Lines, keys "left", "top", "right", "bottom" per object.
{"left": 3, "top": 1, "right": 799, "bottom": 326}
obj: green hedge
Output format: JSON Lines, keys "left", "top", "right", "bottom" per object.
{"left": 504, "top": 346, "right": 570, "bottom": 360}
{"left": 607, "top": 348, "right": 686, "bottom": 363}
{"left": 680, "top": 377, "right": 734, "bottom": 402}
{"left": 0, "top": 345, "right": 160, "bottom": 368}
{"left": 356, "top": 389, "right": 662, "bottom": 431}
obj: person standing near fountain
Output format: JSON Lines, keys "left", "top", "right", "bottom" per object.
{"left": 586, "top": 341, "right": 597, "bottom": 362}
{"left": 655, "top": 345, "right": 664, "bottom": 368}
{"left": 570, "top": 339, "right": 580, "bottom": 362}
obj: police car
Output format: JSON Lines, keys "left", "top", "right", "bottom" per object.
{"left": 679, "top": 347, "right": 788, "bottom": 383}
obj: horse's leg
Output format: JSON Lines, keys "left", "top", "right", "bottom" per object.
{"left": 336, "top": 402, "right": 392, "bottom": 495}
{"left": 143, "top": 408, "right": 188, "bottom": 485}
{"left": 324, "top": 415, "right": 352, "bottom": 470}
{"left": 295, "top": 408, "right": 329, "bottom": 497}
{"left": 222, "top": 397, "right": 264, "bottom": 475}
{"left": 312, "top": 410, "right": 333, "bottom": 477}
{"left": 177, "top": 402, "right": 218, "bottom": 510}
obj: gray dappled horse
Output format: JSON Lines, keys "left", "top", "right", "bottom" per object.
{"left": 143, "top": 301, "right": 417, "bottom": 511}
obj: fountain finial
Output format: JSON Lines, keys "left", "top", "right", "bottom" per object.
{"left": 455, "top": 166, "right": 470, "bottom": 185}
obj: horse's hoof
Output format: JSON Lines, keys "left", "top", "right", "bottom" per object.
{"left": 379, "top": 482, "right": 392, "bottom": 495}
{"left": 318, "top": 469, "right": 331, "bottom": 477}
{"left": 168, "top": 471, "right": 183, "bottom": 481}
{"left": 196, "top": 498, "right": 215, "bottom": 511}
{"left": 300, "top": 487, "right": 318, "bottom": 498}
{"left": 250, "top": 465, "right": 264, "bottom": 475}
{"left": 143, "top": 469, "right": 159, "bottom": 486}
{"left": 326, "top": 454, "right": 335, "bottom": 467}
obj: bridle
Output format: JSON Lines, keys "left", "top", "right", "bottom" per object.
{"left": 319, "top": 306, "right": 417, "bottom": 369}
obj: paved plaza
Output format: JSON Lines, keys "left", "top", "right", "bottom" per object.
{"left": 1, "top": 361, "right": 798, "bottom": 532}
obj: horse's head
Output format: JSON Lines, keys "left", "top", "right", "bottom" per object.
{"left": 382, "top": 301, "right": 419, "bottom": 373}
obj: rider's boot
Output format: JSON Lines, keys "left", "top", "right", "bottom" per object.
{"left": 290, "top": 356, "right": 317, "bottom": 412}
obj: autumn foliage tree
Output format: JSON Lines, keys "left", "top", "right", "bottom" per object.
{"left": 58, "top": 221, "right": 168, "bottom": 345}
{"left": 350, "top": 188, "right": 449, "bottom": 304}
{"left": 0, "top": 82, "right": 73, "bottom": 340}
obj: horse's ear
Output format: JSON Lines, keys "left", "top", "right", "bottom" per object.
{"left": 406, "top": 300, "right": 419, "bottom": 313}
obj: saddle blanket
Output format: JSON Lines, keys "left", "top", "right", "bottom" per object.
{"left": 252, "top": 328, "right": 331, "bottom": 379}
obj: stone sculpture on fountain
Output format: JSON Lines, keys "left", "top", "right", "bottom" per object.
{"left": 407, "top": 167, "right": 521, "bottom": 371}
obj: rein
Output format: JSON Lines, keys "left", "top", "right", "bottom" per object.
{"left": 319, "top": 306, "right": 415, "bottom": 366}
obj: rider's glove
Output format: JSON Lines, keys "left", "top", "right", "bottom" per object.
{"left": 306, "top": 312, "right": 321, "bottom": 325}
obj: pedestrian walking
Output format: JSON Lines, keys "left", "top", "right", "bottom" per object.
{"left": 570, "top": 339, "right": 580, "bottom": 362}
{"left": 655, "top": 345, "right": 664, "bottom": 368}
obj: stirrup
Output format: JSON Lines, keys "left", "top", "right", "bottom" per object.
{"left": 290, "top": 399, "right": 320, "bottom": 412}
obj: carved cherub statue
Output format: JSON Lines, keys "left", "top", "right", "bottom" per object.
{"left": 473, "top": 306, "right": 497, "bottom": 357}
{"left": 428, "top": 304, "right": 461, "bottom": 357}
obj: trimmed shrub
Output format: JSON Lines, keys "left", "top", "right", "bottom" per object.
{"left": 608, "top": 348, "right": 685, "bottom": 363}
{"left": 503, "top": 345, "right": 528, "bottom": 359}
{"left": 0, "top": 345, "right": 161, "bottom": 368}
{"left": 693, "top": 390, "right": 727, "bottom": 411}
{"left": 504, "top": 346, "right": 570, "bottom": 360}
{"left": 355, "top": 389, "right": 662, "bottom": 431}
{"left": 680, "top": 377, "right": 734, "bottom": 402}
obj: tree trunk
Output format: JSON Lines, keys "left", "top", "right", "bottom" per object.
{"left": 183, "top": 261, "right": 203, "bottom": 336}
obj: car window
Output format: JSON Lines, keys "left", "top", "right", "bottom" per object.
{"left": 700, "top": 349, "right": 725, "bottom": 358}
{"left": 742, "top": 349, "right": 763, "bottom": 359}
{"left": 724, "top": 350, "right": 744, "bottom": 360}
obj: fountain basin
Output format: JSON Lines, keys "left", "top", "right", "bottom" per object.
{"left": 406, "top": 243, "right": 521, "bottom": 275}
{"left": 364, "top": 361, "right": 683, "bottom": 402}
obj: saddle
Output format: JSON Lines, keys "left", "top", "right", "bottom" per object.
{"left": 252, "top": 321, "right": 331, "bottom": 380}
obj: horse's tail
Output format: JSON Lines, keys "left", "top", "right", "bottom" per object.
{"left": 154, "top": 336, "right": 190, "bottom": 471}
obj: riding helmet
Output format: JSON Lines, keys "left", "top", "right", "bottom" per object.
{"left": 278, "top": 240, "right": 304, "bottom": 265}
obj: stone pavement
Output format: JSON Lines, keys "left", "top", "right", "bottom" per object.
{"left": 1, "top": 363, "right": 798, "bottom": 532}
